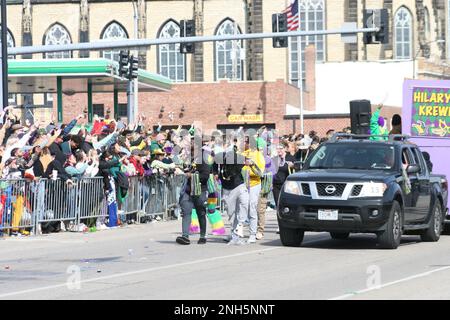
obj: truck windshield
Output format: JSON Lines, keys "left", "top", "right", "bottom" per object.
{"left": 307, "top": 143, "right": 396, "bottom": 170}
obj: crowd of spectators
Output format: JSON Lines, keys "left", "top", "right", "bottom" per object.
{"left": 0, "top": 103, "right": 403, "bottom": 238}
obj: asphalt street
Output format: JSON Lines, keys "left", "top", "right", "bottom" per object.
{"left": 1, "top": 210, "right": 450, "bottom": 300}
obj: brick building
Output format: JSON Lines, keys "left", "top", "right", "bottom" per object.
{"left": 4, "top": 0, "right": 450, "bottom": 135}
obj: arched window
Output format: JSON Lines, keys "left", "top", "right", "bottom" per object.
{"left": 1, "top": 27, "right": 15, "bottom": 55}
{"left": 215, "top": 19, "right": 243, "bottom": 81}
{"left": 43, "top": 23, "right": 72, "bottom": 59}
{"left": 0, "top": 26, "right": 15, "bottom": 58}
{"left": 394, "top": 7, "right": 412, "bottom": 59}
{"left": 6, "top": 30, "right": 14, "bottom": 49}
{"left": 1, "top": 27, "right": 16, "bottom": 104}
{"left": 289, "top": 0, "right": 325, "bottom": 86}
{"left": 424, "top": 7, "right": 431, "bottom": 40}
{"left": 101, "top": 22, "right": 128, "bottom": 61}
{"left": 158, "top": 20, "right": 185, "bottom": 82}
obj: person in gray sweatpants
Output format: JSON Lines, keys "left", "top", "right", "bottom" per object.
{"left": 214, "top": 147, "right": 248, "bottom": 244}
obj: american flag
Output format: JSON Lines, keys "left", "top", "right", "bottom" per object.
{"left": 283, "top": 0, "right": 299, "bottom": 31}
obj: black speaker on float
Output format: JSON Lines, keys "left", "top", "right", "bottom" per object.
{"left": 350, "top": 100, "right": 372, "bottom": 134}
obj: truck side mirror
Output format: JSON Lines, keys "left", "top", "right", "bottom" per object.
{"left": 407, "top": 163, "right": 420, "bottom": 174}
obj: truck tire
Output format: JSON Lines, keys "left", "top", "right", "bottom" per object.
{"left": 330, "top": 232, "right": 350, "bottom": 240}
{"left": 377, "top": 201, "right": 402, "bottom": 249}
{"left": 420, "top": 201, "right": 443, "bottom": 242}
{"left": 279, "top": 227, "right": 304, "bottom": 247}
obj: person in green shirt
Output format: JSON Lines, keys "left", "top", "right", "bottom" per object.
{"left": 370, "top": 104, "right": 389, "bottom": 141}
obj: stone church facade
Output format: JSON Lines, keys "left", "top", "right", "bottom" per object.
{"left": 4, "top": 0, "right": 449, "bottom": 135}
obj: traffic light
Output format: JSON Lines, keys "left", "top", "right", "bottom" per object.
{"left": 375, "top": 9, "right": 389, "bottom": 44}
{"left": 180, "top": 19, "right": 195, "bottom": 54}
{"left": 272, "top": 13, "right": 288, "bottom": 48}
{"left": 119, "top": 50, "right": 130, "bottom": 78}
{"left": 363, "top": 9, "right": 389, "bottom": 45}
{"left": 128, "top": 55, "right": 139, "bottom": 80}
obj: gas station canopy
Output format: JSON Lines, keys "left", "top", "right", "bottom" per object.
{"left": 7, "top": 58, "right": 172, "bottom": 94}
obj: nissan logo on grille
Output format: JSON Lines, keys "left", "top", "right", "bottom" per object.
{"left": 325, "top": 185, "right": 337, "bottom": 194}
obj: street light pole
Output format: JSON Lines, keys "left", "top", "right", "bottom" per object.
{"left": 297, "top": 0, "right": 304, "bottom": 135}
{"left": 1, "top": 0, "right": 8, "bottom": 110}
{"left": 413, "top": 39, "right": 445, "bottom": 79}
{"left": 8, "top": 27, "right": 380, "bottom": 56}
{"left": 131, "top": 0, "right": 138, "bottom": 124}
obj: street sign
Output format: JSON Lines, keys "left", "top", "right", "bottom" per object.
{"left": 228, "top": 114, "right": 263, "bottom": 123}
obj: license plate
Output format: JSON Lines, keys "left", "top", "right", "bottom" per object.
{"left": 318, "top": 210, "right": 338, "bottom": 221}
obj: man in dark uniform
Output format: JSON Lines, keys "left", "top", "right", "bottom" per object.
{"left": 176, "top": 137, "right": 212, "bottom": 245}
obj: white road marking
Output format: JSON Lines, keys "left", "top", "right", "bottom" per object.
{"left": 0, "top": 247, "right": 282, "bottom": 298}
{"left": 329, "top": 266, "right": 450, "bottom": 300}
{"left": 0, "top": 235, "right": 330, "bottom": 299}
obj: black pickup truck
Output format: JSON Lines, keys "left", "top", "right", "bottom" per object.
{"left": 277, "top": 134, "right": 449, "bottom": 249}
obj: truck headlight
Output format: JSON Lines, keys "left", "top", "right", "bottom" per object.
{"left": 359, "top": 182, "right": 387, "bottom": 197}
{"left": 284, "top": 181, "right": 302, "bottom": 195}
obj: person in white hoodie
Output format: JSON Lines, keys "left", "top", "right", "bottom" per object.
{"left": 2, "top": 121, "right": 40, "bottom": 165}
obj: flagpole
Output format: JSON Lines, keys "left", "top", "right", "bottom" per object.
{"left": 296, "top": 0, "right": 304, "bottom": 134}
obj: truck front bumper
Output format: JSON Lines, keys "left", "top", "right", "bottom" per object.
{"left": 278, "top": 194, "right": 394, "bottom": 233}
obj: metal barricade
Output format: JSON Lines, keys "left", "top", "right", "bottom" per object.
{"left": 34, "top": 177, "right": 106, "bottom": 233}
{"left": 0, "top": 179, "right": 36, "bottom": 236}
{"left": 139, "top": 175, "right": 166, "bottom": 221}
{"left": 0, "top": 174, "right": 189, "bottom": 237}
{"left": 122, "top": 176, "right": 140, "bottom": 221}
{"left": 76, "top": 177, "right": 107, "bottom": 223}
{"left": 164, "top": 174, "right": 186, "bottom": 220}
{"left": 36, "top": 179, "right": 79, "bottom": 228}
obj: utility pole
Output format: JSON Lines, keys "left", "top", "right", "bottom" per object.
{"left": 297, "top": 0, "right": 304, "bottom": 134}
{"left": 126, "top": 79, "right": 134, "bottom": 124}
{"left": 131, "top": 0, "right": 138, "bottom": 124}
{"left": 1, "top": 0, "right": 8, "bottom": 110}
{"left": 123, "top": 0, "right": 140, "bottom": 126}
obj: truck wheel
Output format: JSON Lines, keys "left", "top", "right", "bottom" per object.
{"left": 330, "top": 232, "right": 350, "bottom": 240}
{"left": 279, "top": 227, "right": 304, "bottom": 247}
{"left": 420, "top": 201, "right": 443, "bottom": 242}
{"left": 377, "top": 201, "right": 402, "bottom": 249}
